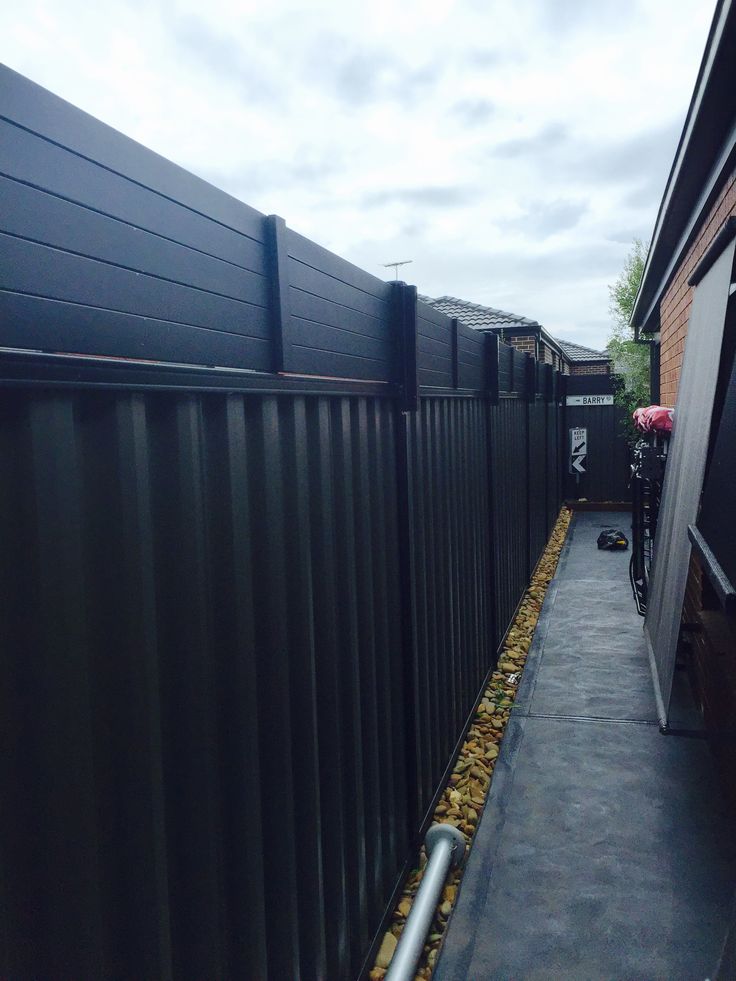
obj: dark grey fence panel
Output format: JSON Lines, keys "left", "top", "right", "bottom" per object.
{"left": 528, "top": 399, "right": 548, "bottom": 572}
{"left": 456, "top": 321, "right": 486, "bottom": 390}
{"left": 512, "top": 348, "right": 529, "bottom": 395}
{"left": 0, "top": 69, "right": 272, "bottom": 370}
{"left": 286, "top": 230, "right": 395, "bottom": 381}
{"left": 416, "top": 302, "right": 454, "bottom": 388}
{"left": 498, "top": 341, "right": 513, "bottom": 392}
{"left": 490, "top": 397, "right": 530, "bottom": 643}
{"left": 406, "top": 397, "right": 493, "bottom": 821}
{"left": 547, "top": 400, "right": 562, "bottom": 534}
{"left": 0, "top": 386, "right": 411, "bottom": 981}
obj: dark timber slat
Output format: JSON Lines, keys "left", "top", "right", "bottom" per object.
{"left": 288, "top": 258, "right": 391, "bottom": 321}
{"left": 417, "top": 315, "right": 453, "bottom": 344}
{"left": 289, "top": 346, "right": 392, "bottom": 382}
{"left": 289, "top": 318, "right": 392, "bottom": 363}
{"left": 287, "top": 229, "right": 392, "bottom": 300}
{"left": 415, "top": 301, "right": 450, "bottom": 329}
{"left": 0, "top": 293, "right": 272, "bottom": 370}
{"left": 289, "top": 287, "right": 391, "bottom": 341}
{"left": 0, "top": 234, "right": 269, "bottom": 338}
{"left": 0, "top": 176, "right": 268, "bottom": 304}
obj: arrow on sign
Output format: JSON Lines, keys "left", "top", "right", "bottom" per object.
{"left": 573, "top": 440, "right": 586, "bottom": 454}
{"left": 571, "top": 455, "right": 586, "bottom": 474}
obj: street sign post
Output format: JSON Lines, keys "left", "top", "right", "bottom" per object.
{"left": 569, "top": 427, "right": 587, "bottom": 475}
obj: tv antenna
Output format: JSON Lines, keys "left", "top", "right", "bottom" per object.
{"left": 381, "top": 260, "right": 413, "bottom": 280}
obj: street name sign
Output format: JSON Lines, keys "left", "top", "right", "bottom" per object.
{"left": 566, "top": 395, "right": 614, "bottom": 406}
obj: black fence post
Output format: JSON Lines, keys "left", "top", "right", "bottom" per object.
{"left": 525, "top": 353, "right": 536, "bottom": 404}
{"left": 265, "top": 214, "right": 293, "bottom": 374}
{"left": 451, "top": 318, "right": 459, "bottom": 390}
{"left": 393, "top": 282, "right": 418, "bottom": 411}
{"left": 486, "top": 333, "right": 499, "bottom": 405}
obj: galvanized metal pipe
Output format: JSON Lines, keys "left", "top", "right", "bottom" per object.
{"left": 385, "top": 823, "right": 466, "bottom": 981}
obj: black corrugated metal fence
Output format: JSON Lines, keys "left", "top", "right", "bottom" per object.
{"left": 0, "top": 65, "right": 601, "bottom": 980}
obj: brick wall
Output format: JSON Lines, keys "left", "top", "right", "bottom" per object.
{"left": 540, "top": 342, "right": 555, "bottom": 366}
{"left": 570, "top": 362, "right": 610, "bottom": 375}
{"left": 659, "top": 168, "right": 736, "bottom": 406}
{"left": 506, "top": 334, "right": 536, "bottom": 358}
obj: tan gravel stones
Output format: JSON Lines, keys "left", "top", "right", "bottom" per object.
{"left": 370, "top": 507, "right": 571, "bottom": 981}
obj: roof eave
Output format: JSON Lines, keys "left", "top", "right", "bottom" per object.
{"left": 631, "top": 0, "right": 736, "bottom": 332}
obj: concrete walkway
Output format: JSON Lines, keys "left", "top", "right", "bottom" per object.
{"left": 434, "top": 511, "right": 735, "bottom": 981}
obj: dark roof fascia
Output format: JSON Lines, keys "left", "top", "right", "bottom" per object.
{"left": 632, "top": 0, "right": 736, "bottom": 335}
{"left": 483, "top": 325, "right": 540, "bottom": 338}
{"left": 538, "top": 329, "right": 569, "bottom": 363}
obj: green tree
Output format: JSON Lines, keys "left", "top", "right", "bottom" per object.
{"left": 606, "top": 238, "right": 650, "bottom": 436}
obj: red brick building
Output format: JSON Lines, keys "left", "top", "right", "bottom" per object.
{"left": 632, "top": 0, "right": 736, "bottom": 810}
{"left": 421, "top": 295, "right": 611, "bottom": 376}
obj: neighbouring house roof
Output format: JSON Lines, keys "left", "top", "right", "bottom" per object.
{"left": 631, "top": 0, "right": 736, "bottom": 334}
{"left": 418, "top": 294, "right": 542, "bottom": 330}
{"left": 556, "top": 339, "right": 609, "bottom": 363}
{"left": 421, "top": 294, "right": 609, "bottom": 366}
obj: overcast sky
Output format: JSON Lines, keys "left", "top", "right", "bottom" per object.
{"left": 1, "top": 0, "right": 714, "bottom": 349}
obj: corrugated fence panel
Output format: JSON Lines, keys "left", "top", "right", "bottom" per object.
{"left": 407, "top": 397, "right": 493, "bottom": 819}
{"left": 547, "top": 400, "right": 562, "bottom": 534}
{"left": 528, "top": 400, "right": 548, "bottom": 573}
{"left": 490, "top": 397, "right": 530, "bottom": 643}
{"left": 0, "top": 386, "right": 409, "bottom": 981}
{"left": 0, "top": 67, "right": 272, "bottom": 370}
{"left": 417, "top": 302, "right": 454, "bottom": 388}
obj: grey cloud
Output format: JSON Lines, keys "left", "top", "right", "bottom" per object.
{"left": 504, "top": 198, "right": 588, "bottom": 238}
{"left": 363, "top": 186, "right": 473, "bottom": 208}
{"left": 570, "top": 119, "right": 682, "bottom": 184}
{"left": 169, "top": 16, "right": 281, "bottom": 104}
{"left": 492, "top": 123, "right": 569, "bottom": 158}
{"left": 310, "top": 35, "right": 442, "bottom": 107}
{"left": 529, "top": 0, "right": 630, "bottom": 37}
{"left": 452, "top": 98, "right": 495, "bottom": 126}
{"left": 466, "top": 49, "right": 507, "bottom": 68}
{"left": 401, "top": 219, "right": 430, "bottom": 238}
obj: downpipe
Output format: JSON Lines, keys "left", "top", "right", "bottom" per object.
{"left": 385, "top": 824, "right": 466, "bottom": 981}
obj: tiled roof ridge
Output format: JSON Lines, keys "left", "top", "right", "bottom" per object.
{"left": 421, "top": 294, "right": 542, "bottom": 328}
{"left": 555, "top": 338, "right": 609, "bottom": 360}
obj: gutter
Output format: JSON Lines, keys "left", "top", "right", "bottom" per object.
{"left": 631, "top": 0, "right": 735, "bottom": 335}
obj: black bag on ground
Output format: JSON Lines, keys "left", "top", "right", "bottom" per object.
{"left": 597, "top": 529, "right": 629, "bottom": 550}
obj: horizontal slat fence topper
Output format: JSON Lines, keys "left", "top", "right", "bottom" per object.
{"left": 455, "top": 320, "right": 487, "bottom": 391}
{"left": 416, "top": 300, "right": 454, "bottom": 389}
{"left": 0, "top": 63, "right": 635, "bottom": 981}
{"left": 512, "top": 348, "right": 529, "bottom": 395}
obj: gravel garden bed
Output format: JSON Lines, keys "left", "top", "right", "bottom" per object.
{"left": 371, "top": 506, "right": 572, "bottom": 979}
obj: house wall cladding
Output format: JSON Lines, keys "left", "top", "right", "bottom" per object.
{"left": 0, "top": 65, "right": 583, "bottom": 980}
{"left": 658, "top": 167, "right": 736, "bottom": 405}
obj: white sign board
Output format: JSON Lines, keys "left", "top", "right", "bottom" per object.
{"left": 569, "top": 427, "right": 587, "bottom": 474}
{"left": 566, "top": 394, "right": 614, "bottom": 406}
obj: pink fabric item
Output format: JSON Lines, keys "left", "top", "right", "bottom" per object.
{"left": 632, "top": 405, "right": 674, "bottom": 433}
